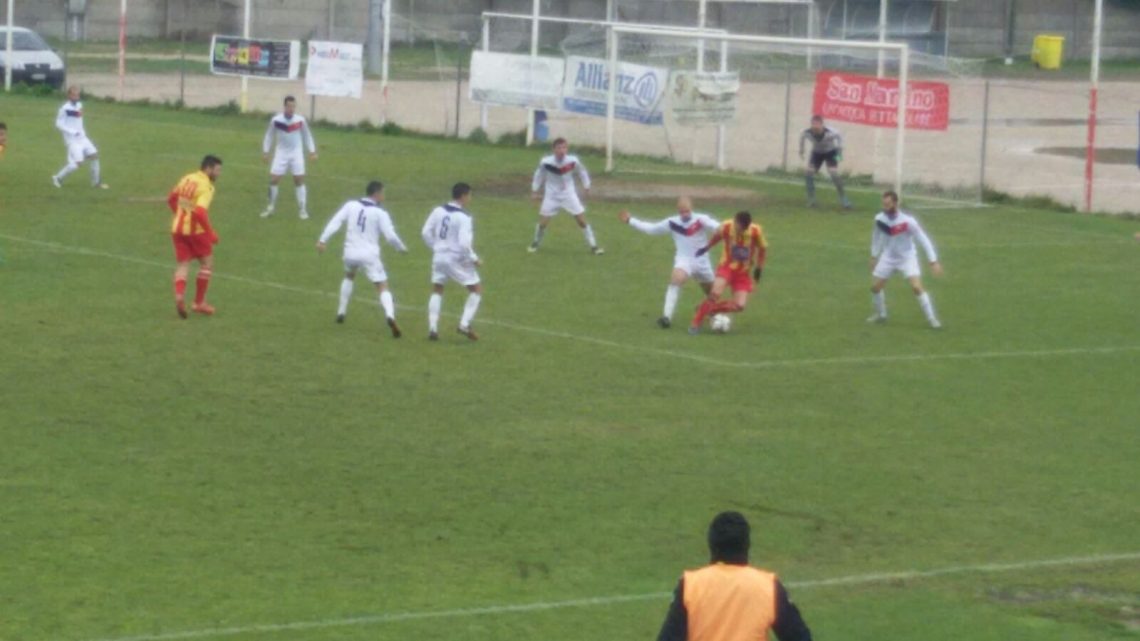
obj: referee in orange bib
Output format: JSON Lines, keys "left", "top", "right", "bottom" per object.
{"left": 167, "top": 155, "right": 222, "bottom": 318}
{"left": 656, "top": 511, "right": 813, "bottom": 641}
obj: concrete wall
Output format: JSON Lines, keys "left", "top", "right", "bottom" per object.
{"left": 947, "top": 0, "right": 1140, "bottom": 59}
{"left": 5, "top": 0, "right": 1140, "bottom": 60}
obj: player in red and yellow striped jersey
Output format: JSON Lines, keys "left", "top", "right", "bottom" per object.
{"left": 166, "top": 155, "right": 223, "bottom": 318}
{"left": 689, "top": 211, "right": 768, "bottom": 334}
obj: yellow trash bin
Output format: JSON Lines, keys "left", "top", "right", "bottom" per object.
{"left": 1032, "top": 34, "right": 1065, "bottom": 70}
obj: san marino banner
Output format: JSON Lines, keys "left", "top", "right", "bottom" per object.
{"left": 210, "top": 35, "right": 301, "bottom": 80}
{"left": 469, "top": 51, "right": 565, "bottom": 111}
{"left": 812, "top": 71, "right": 950, "bottom": 131}
{"left": 305, "top": 41, "right": 364, "bottom": 99}
{"left": 669, "top": 70, "right": 741, "bottom": 126}
{"left": 562, "top": 56, "right": 668, "bottom": 126}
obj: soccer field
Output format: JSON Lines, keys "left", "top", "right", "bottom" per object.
{"left": 1, "top": 92, "right": 1138, "bottom": 641}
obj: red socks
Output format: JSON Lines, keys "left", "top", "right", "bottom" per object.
{"left": 692, "top": 299, "right": 716, "bottom": 327}
{"left": 195, "top": 268, "right": 212, "bottom": 305}
{"left": 174, "top": 278, "right": 187, "bottom": 300}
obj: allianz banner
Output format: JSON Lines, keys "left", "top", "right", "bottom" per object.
{"left": 210, "top": 35, "right": 301, "bottom": 80}
{"left": 563, "top": 56, "right": 667, "bottom": 126}
{"left": 812, "top": 71, "right": 950, "bottom": 131}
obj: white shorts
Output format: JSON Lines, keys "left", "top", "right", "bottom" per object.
{"left": 66, "top": 136, "right": 97, "bottom": 164}
{"left": 432, "top": 255, "right": 480, "bottom": 287}
{"left": 873, "top": 254, "right": 921, "bottom": 280}
{"left": 674, "top": 255, "right": 716, "bottom": 283}
{"left": 540, "top": 191, "right": 585, "bottom": 216}
{"left": 271, "top": 151, "right": 305, "bottom": 176}
{"left": 344, "top": 255, "right": 387, "bottom": 283}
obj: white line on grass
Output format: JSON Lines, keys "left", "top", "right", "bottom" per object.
{"left": 73, "top": 551, "right": 1140, "bottom": 641}
{"left": 3, "top": 233, "right": 1138, "bottom": 370}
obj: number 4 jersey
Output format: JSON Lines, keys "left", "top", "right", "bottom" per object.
{"left": 319, "top": 197, "right": 407, "bottom": 261}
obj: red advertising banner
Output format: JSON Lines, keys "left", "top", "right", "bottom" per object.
{"left": 811, "top": 71, "right": 950, "bottom": 131}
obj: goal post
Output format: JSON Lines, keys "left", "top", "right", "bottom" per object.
{"left": 604, "top": 24, "right": 911, "bottom": 198}
{"left": 478, "top": 11, "right": 729, "bottom": 143}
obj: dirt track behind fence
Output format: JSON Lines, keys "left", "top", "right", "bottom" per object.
{"left": 70, "top": 71, "right": 1140, "bottom": 214}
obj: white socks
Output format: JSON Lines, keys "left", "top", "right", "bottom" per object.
{"left": 917, "top": 291, "right": 938, "bottom": 324}
{"left": 55, "top": 162, "right": 78, "bottom": 181}
{"left": 582, "top": 224, "right": 597, "bottom": 248}
{"left": 89, "top": 159, "right": 101, "bottom": 186}
{"left": 379, "top": 290, "right": 395, "bottom": 320}
{"left": 338, "top": 278, "right": 354, "bottom": 315}
{"left": 663, "top": 284, "right": 680, "bottom": 319}
{"left": 296, "top": 185, "right": 308, "bottom": 211}
{"left": 268, "top": 184, "right": 279, "bottom": 208}
{"left": 428, "top": 293, "right": 442, "bottom": 332}
{"left": 872, "top": 291, "right": 886, "bottom": 318}
{"left": 460, "top": 293, "right": 482, "bottom": 329}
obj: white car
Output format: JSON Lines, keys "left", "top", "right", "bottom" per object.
{"left": 0, "top": 27, "right": 65, "bottom": 89}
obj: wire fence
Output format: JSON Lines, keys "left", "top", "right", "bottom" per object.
{"left": 4, "top": 0, "right": 1139, "bottom": 214}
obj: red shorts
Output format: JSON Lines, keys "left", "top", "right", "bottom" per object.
{"left": 716, "top": 266, "right": 754, "bottom": 293}
{"left": 172, "top": 233, "right": 212, "bottom": 262}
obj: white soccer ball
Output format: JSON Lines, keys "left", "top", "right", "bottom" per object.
{"left": 711, "top": 314, "right": 732, "bottom": 334}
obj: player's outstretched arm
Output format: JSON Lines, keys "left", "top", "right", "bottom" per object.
{"left": 696, "top": 230, "right": 723, "bottom": 256}
{"left": 420, "top": 210, "right": 440, "bottom": 249}
{"left": 262, "top": 118, "right": 275, "bottom": 158}
{"left": 577, "top": 158, "right": 591, "bottom": 195}
{"left": 912, "top": 219, "right": 939, "bottom": 266}
{"left": 626, "top": 215, "right": 670, "bottom": 235}
{"left": 303, "top": 119, "right": 317, "bottom": 158}
{"left": 380, "top": 212, "right": 409, "bottom": 253}
{"left": 531, "top": 163, "right": 545, "bottom": 195}
{"left": 318, "top": 205, "right": 349, "bottom": 246}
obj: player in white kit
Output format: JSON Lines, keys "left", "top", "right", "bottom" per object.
{"left": 261, "top": 96, "right": 317, "bottom": 220}
{"left": 618, "top": 196, "right": 720, "bottom": 328}
{"left": 317, "top": 180, "right": 408, "bottom": 338}
{"left": 422, "top": 183, "right": 482, "bottom": 341}
{"left": 51, "top": 86, "right": 107, "bottom": 189}
{"left": 868, "top": 190, "right": 943, "bottom": 328}
{"left": 528, "top": 138, "right": 603, "bottom": 255}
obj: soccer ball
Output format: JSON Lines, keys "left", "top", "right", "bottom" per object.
{"left": 710, "top": 314, "right": 732, "bottom": 334}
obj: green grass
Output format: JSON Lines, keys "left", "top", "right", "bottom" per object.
{"left": 0, "top": 93, "right": 1138, "bottom": 641}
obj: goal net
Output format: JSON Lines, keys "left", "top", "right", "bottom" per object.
{"left": 593, "top": 24, "right": 987, "bottom": 209}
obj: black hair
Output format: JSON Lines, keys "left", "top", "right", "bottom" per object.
{"left": 201, "top": 155, "right": 224, "bottom": 170}
{"left": 0, "top": 122, "right": 7, "bottom": 130}
{"left": 366, "top": 180, "right": 384, "bottom": 197}
{"left": 284, "top": 95, "right": 296, "bottom": 105}
{"left": 882, "top": 190, "right": 899, "bottom": 204}
{"left": 734, "top": 211, "right": 752, "bottom": 228}
{"left": 811, "top": 114, "right": 824, "bottom": 123}
{"left": 452, "top": 182, "right": 472, "bottom": 200}
{"left": 708, "top": 511, "right": 750, "bottom": 564}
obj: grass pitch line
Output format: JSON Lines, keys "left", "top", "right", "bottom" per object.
{"left": 74, "top": 551, "right": 1140, "bottom": 641}
{"left": 4, "top": 233, "right": 1138, "bottom": 370}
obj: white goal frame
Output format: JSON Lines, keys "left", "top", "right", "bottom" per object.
{"left": 479, "top": 11, "right": 729, "bottom": 146}
{"left": 604, "top": 25, "right": 912, "bottom": 197}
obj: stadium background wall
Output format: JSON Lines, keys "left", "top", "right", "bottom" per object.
{"left": 7, "top": 0, "right": 1140, "bottom": 60}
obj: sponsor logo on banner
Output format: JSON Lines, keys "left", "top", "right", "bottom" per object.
{"left": 812, "top": 71, "right": 950, "bottom": 131}
{"left": 210, "top": 35, "right": 300, "bottom": 80}
{"left": 469, "top": 51, "right": 564, "bottom": 111}
{"left": 670, "top": 71, "right": 741, "bottom": 126}
{"left": 306, "top": 41, "right": 364, "bottom": 99}
{"left": 563, "top": 56, "right": 667, "bottom": 126}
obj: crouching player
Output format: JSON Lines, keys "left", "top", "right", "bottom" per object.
{"left": 689, "top": 211, "right": 768, "bottom": 334}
